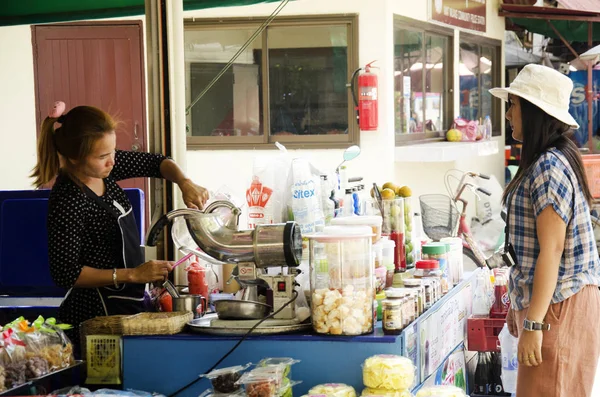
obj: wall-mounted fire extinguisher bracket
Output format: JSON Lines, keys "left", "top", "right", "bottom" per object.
{"left": 348, "top": 60, "right": 379, "bottom": 131}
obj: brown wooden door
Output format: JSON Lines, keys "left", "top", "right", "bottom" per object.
{"left": 32, "top": 22, "right": 149, "bottom": 227}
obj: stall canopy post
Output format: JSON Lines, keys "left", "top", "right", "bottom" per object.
{"left": 588, "top": 22, "right": 594, "bottom": 152}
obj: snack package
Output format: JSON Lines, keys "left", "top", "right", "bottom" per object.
{"left": 362, "top": 355, "right": 416, "bottom": 391}
{"left": 237, "top": 374, "right": 278, "bottom": 397}
{"left": 257, "top": 358, "right": 300, "bottom": 379}
{"left": 199, "top": 389, "right": 246, "bottom": 397}
{"left": 415, "top": 386, "right": 466, "bottom": 397}
{"left": 361, "top": 388, "right": 413, "bottom": 397}
{"left": 308, "top": 383, "right": 356, "bottom": 397}
{"left": 200, "top": 363, "right": 252, "bottom": 393}
{"left": 452, "top": 118, "right": 478, "bottom": 142}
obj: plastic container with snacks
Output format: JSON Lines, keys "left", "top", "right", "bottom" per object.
{"left": 415, "top": 385, "right": 466, "bottom": 397}
{"left": 308, "top": 383, "right": 357, "bottom": 397}
{"left": 372, "top": 240, "right": 384, "bottom": 269}
{"left": 200, "top": 363, "right": 252, "bottom": 393}
{"left": 362, "top": 354, "right": 416, "bottom": 391}
{"left": 237, "top": 374, "right": 278, "bottom": 397}
{"left": 198, "top": 389, "right": 246, "bottom": 397}
{"left": 307, "top": 226, "right": 374, "bottom": 336}
{"left": 375, "top": 266, "right": 387, "bottom": 294}
{"left": 362, "top": 388, "right": 413, "bottom": 397}
{"left": 421, "top": 243, "right": 450, "bottom": 294}
{"left": 248, "top": 365, "right": 287, "bottom": 389}
{"left": 331, "top": 215, "right": 383, "bottom": 244}
{"left": 257, "top": 357, "right": 299, "bottom": 379}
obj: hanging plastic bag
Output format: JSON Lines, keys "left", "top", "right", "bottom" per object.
{"left": 246, "top": 142, "right": 291, "bottom": 228}
{"left": 471, "top": 175, "right": 505, "bottom": 253}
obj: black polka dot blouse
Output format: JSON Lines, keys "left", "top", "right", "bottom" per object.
{"left": 48, "top": 150, "right": 166, "bottom": 348}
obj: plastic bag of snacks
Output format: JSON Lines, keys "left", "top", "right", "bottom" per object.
{"left": 308, "top": 383, "right": 357, "bottom": 397}
{"left": 362, "top": 388, "right": 413, "bottom": 397}
{"left": 362, "top": 355, "right": 416, "bottom": 391}
{"left": 199, "top": 389, "right": 246, "bottom": 397}
{"left": 237, "top": 371, "right": 301, "bottom": 397}
{"left": 200, "top": 363, "right": 252, "bottom": 393}
{"left": 415, "top": 386, "right": 466, "bottom": 397}
{"left": 257, "top": 357, "right": 300, "bottom": 380}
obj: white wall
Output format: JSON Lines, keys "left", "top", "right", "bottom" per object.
{"left": 0, "top": 26, "right": 38, "bottom": 189}
{"left": 0, "top": 0, "right": 506, "bottom": 212}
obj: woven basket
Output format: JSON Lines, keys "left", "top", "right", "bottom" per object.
{"left": 121, "top": 312, "right": 193, "bottom": 335}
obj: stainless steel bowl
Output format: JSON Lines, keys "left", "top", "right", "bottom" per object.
{"left": 215, "top": 300, "right": 272, "bottom": 320}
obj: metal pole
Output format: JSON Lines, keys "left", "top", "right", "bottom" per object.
{"left": 588, "top": 22, "right": 594, "bottom": 153}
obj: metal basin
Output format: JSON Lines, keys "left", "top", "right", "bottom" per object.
{"left": 215, "top": 300, "right": 272, "bottom": 320}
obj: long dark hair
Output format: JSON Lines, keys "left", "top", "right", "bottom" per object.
{"left": 31, "top": 106, "right": 117, "bottom": 188}
{"left": 503, "top": 97, "right": 592, "bottom": 206}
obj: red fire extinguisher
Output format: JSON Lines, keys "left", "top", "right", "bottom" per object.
{"left": 350, "top": 60, "right": 378, "bottom": 131}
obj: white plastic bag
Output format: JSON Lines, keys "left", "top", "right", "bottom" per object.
{"left": 246, "top": 143, "right": 291, "bottom": 229}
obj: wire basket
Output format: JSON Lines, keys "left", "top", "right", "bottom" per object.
{"left": 419, "top": 194, "right": 459, "bottom": 241}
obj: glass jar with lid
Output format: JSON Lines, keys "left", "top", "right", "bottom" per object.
{"left": 413, "top": 260, "right": 441, "bottom": 279}
{"left": 420, "top": 279, "right": 434, "bottom": 310}
{"left": 421, "top": 243, "right": 450, "bottom": 294}
{"left": 382, "top": 290, "right": 405, "bottom": 335}
{"left": 403, "top": 279, "right": 424, "bottom": 316}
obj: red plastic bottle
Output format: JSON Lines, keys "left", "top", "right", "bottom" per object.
{"left": 490, "top": 275, "right": 510, "bottom": 318}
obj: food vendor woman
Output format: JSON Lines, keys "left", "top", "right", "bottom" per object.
{"left": 31, "top": 102, "right": 208, "bottom": 350}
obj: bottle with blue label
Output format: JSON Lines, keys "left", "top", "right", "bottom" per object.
{"left": 499, "top": 323, "right": 518, "bottom": 393}
{"left": 484, "top": 115, "right": 492, "bottom": 140}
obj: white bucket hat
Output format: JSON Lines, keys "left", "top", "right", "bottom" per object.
{"left": 489, "top": 64, "right": 579, "bottom": 129}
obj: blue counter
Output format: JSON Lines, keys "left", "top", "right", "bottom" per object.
{"left": 122, "top": 274, "right": 475, "bottom": 397}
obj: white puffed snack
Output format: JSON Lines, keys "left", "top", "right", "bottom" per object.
{"left": 361, "top": 387, "right": 413, "bottom": 397}
{"left": 362, "top": 355, "right": 416, "bottom": 391}
{"left": 312, "top": 285, "right": 373, "bottom": 335}
{"left": 309, "top": 383, "right": 357, "bottom": 397}
{"left": 415, "top": 385, "right": 466, "bottom": 397}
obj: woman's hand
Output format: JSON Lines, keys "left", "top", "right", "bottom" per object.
{"left": 131, "top": 260, "right": 173, "bottom": 283}
{"left": 507, "top": 308, "right": 519, "bottom": 337}
{"left": 179, "top": 179, "right": 209, "bottom": 210}
{"left": 518, "top": 329, "right": 543, "bottom": 367}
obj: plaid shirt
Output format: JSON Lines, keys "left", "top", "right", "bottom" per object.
{"left": 507, "top": 148, "right": 600, "bottom": 311}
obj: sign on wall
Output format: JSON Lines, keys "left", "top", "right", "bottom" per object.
{"left": 430, "top": 0, "right": 486, "bottom": 32}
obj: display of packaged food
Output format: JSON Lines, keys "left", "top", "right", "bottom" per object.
{"left": 198, "top": 389, "right": 246, "bottom": 397}
{"left": 257, "top": 357, "right": 300, "bottom": 379}
{"left": 414, "top": 386, "right": 466, "bottom": 397}
{"left": 249, "top": 365, "right": 287, "bottom": 389}
{"left": 200, "top": 363, "right": 252, "bottom": 393}
{"left": 361, "top": 387, "right": 413, "bottom": 397}
{"left": 362, "top": 355, "right": 416, "bottom": 391}
{"left": 308, "top": 383, "right": 356, "bottom": 397}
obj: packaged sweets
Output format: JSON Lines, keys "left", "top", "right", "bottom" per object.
{"left": 201, "top": 363, "right": 251, "bottom": 393}
{"left": 362, "top": 355, "right": 416, "bottom": 391}
{"left": 308, "top": 383, "right": 357, "bottom": 397}
{"left": 415, "top": 386, "right": 466, "bottom": 397}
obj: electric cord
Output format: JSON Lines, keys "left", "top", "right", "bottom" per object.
{"left": 168, "top": 289, "right": 300, "bottom": 397}
{"left": 348, "top": 68, "right": 362, "bottom": 123}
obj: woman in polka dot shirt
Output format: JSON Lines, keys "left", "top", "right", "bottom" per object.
{"left": 31, "top": 102, "right": 209, "bottom": 352}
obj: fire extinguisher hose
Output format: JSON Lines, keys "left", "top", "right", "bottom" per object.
{"left": 349, "top": 67, "right": 362, "bottom": 122}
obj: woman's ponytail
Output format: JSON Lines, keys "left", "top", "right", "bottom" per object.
{"left": 30, "top": 117, "right": 60, "bottom": 188}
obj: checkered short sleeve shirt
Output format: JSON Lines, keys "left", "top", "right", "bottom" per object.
{"left": 508, "top": 148, "right": 600, "bottom": 311}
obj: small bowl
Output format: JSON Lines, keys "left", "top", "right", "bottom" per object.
{"left": 215, "top": 300, "right": 272, "bottom": 320}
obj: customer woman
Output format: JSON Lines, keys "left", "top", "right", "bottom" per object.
{"left": 31, "top": 101, "right": 209, "bottom": 350}
{"left": 490, "top": 64, "right": 600, "bottom": 396}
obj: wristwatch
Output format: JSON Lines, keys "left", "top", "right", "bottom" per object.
{"left": 523, "top": 318, "right": 551, "bottom": 331}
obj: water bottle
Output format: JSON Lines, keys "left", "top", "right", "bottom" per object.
{"left": 484, "top": 115, "right": 492, "bottom": 140}
{"left": 499, "top": 323, "right": 518, "bottom": 393}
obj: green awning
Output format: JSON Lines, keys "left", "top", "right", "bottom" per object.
{"left": 0, "top": 0, "right": 284, "bottom": 26}
{"left": 509, "top": 18, "right": 600, "bottom": 42}
{"left": 500, "top": 4, "right": 600, "bottom": 43}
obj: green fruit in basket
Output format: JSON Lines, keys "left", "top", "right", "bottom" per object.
{"left": 406, "top": 253, "right": 414, "bottom": 264}
{"left": 406, "top": 242, "right": 414, "bottom": 253}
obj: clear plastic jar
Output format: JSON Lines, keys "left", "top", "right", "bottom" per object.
{"left": 421, "top": 243, "right": 450, "bottom": 294}
{"left": 308, "top": 226, "right": 374, "bottom": 336}
{"left": 421, "top": 279, "right": 434, "bottom": 310}
{"left": 440, "top": 237, "right": 463, "bottom": 286}
{"left": 381, "top": 239, "right": 396, "bottom": 288}
{"left": 413, "top": 260, "right": 441, "bottom": 279}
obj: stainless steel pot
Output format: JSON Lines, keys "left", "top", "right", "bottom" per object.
{"left": 215, "top": 300, "right": 272, "bottom": 320}
{"left": 172, "top": 295, "right": 206, "bottom": 319}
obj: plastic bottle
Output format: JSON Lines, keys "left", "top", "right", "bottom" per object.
{"left": 352, "top": 187, "right": 360, "bottom": 215}
{"left": 343, "top": 188, "right": 354, "bottom": 217}
{"left": 329, "top": 190, "right": 340, "bottom": 218}
{"left": 484, "top": 115, "right": 493, "bottom": 140}
{"left": 499, "top": 323, "right": 518, "bottom": 393}
{"left": 320, "top": 175, "right": 335, "bottom": 225}
{"left": 490, "top": 351, "right": 504, "bottom": 395}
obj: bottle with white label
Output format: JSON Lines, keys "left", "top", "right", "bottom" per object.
{"left": 499, "top": 323, "right": 518, "bottom": 393}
